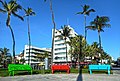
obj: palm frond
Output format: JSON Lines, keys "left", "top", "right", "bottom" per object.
{"left": 89, "top": 9, "right": 95, "bottom": 12}
{"left": 84, "top": 5, "right": 90, "bottom": 12}
{"left": 77, "top": 4, "right": 95, "bottom": 17}
{"left": 0, "top": 8, "right": 6, "bottom": 13}
{"left": 4, "top": 1, "right": 9, "bottom": 11}
{"left": 0, "top": 0, "right": 5, "bottom": 7}
{"left": 16, "top": 4, "right": 22, "bottom": 10}
{"left": 0, "top": 0, "right": 8, "bottom": 11}
{"left": 24, "top": 7, "right": 35, "bottom": 16}
{"left": 86, "top": 9, "right": 95, "bottom": 15}
{"left": 76, "top": 11, "right": 84, "bottom": 15}
{"left": 58, "top": 25, "right": 72, "bottom": 40}
{"left": 101, "top": 16, "right": 110, "bottom": 22}
{"left": 9, "top": 0, "right": 16, "bottom": 10}
{"left": 90, "top": 21, "right": 97, "bottom": 26}
{"left": 86, "top": 26, "right": 97, "bottom": 31}
{"left": 9, "top": 0, "right": 16, "bottom": 4}
{"left": 23, "top": 8, "right": 27, "bottom": 12}
{"left": 23, "top": 8, "right": 28, "bottom": 17}
{"left": 13, "top": 4, "right": 22, "bottom": 12}
{"left": 30, "top": 11, "right": 35, "bottom": 16}
{"left": 55, "top": 29, "right": 63, "bottom": 39}
{"left": 12, "top": 11, "right": 24, "bottom": 21}
{"left": 100, "top": 29, "right": 104, "bottom": 32}
{"left": 102, "top": 24, "right": 111, "bottom": 28}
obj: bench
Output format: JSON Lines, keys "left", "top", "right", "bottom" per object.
{"left": 8, "top": 64, "right": 32, "bottom": 76}
{"left": 51, "top": 64, "right": 70, "bottom": 74}
{"left": 89, "top": 65, "right": 111, "bottom": 75}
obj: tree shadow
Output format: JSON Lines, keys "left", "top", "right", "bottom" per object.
{"left": 76, "top": 66, "right": 83, "bottom": 81}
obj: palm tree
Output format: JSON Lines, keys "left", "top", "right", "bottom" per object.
{"left": 0, "top": 47, "right": 10, "bottom": 68}
{"left": 49, "top": 0, "right": 56, "bottom": 65}
{"left": 77, "top": 4, "right": 95, "bottom": 41}
{"left": 23, "top": 7, "right": 35, "bottom": 65}
{"left": 67, "top": 37, "right": 74, "bottom": 67}
{"left": 91, "top": 42, "right": 100, "bottom": 63}
{"left": 44, "top": 0, "right": 56, "bottom": 65}
{"left": 20, "top": 58, "right": 25, "bottom": 64}
{"left": 58, "top": 25, "right": 72, "bottom": 63}
{"left": 0, "top": 0, "right": 24, "bottom": 63}
{"left": 86, "top": 16, "right": 111, "bottom": 51}
{"left": 91, "top": 42, "right": 99, "bottom": 55}
{"left": 68, "top": 35, "right": 84, "bottom": 73}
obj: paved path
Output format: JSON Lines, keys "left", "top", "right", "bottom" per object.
{"left": 0, "top": 74, "right": 120, "bottom": 81}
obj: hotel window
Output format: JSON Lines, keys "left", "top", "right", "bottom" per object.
{"left": 55, "top": 48, "right": 66, "bottom": 51}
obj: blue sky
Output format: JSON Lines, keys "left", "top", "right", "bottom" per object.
{"left": 0, "top": 0, "right": 120, "bottom": 60}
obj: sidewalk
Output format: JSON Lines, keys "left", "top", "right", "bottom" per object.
{"left": 0, "top": 74, "right": 120, "bottom": 81}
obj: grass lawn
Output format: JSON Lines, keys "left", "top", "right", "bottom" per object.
{"left": 0, "top": 68, "right": 9, "bottom": 77}
{"left": 0, "top": 68, "right": 113, "bottom": 77}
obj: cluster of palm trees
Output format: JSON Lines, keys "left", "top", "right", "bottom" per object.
{"left": 0, "top": 0, "right": 112, "bottom": 65}
{"left": 70, "top": 5, "right": 111, "bottom": 64}
{"left": 67, "top": 35, "right": 112, "bottom": 66}
{"left": 56, "top": 4, "right": 111, "bottom": 65}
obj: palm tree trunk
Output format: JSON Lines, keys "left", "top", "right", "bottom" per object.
{"left": 8, "top": 25, "right": 15, "bottom": 63}
{"left": 27, "top": 16, "right": 31, "bottom": 65}
{"left": 79, "top": 36, "right": 82, "bottom": 74}
{"left": 98, "top": 32, "right": 101, "bottom": 50}
{"left": 50, "top": 0, "right": 56, "bottom": 65}
{"left": 98, "top": 31, "right": 102, "bottom": 64}
{"left": 70, "top": 46, "right": 72, "bottom": 67}
{"left": 84, "top": 15, "right": 87, "bottom": 42}
{"left": 65, "top": 39, "right": 68, "bottom": 63}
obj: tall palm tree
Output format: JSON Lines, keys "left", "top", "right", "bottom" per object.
{"left": 50, "top": 0, "right": 56, "bottom": 65}
{"left": 58, "top": 25, "right": 72, "bottom": 63}
{"left": 44, "top": 0, "right": 56, "bottom": 65}
{"left": 23, "top": 7, "right": 35, "bottom": 65}
{"left": 0, "top": 0, "right": 24, "bottom": 63}
{"left": 86, "top": 16, "right": 111, "bottom": 52}
{"left": 77, "top": 4, "right": 95, "bottom": 41}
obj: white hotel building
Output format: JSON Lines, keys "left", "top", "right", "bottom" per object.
{"left": 24, "top": 45, "right": 51, "bottom": 65}
{"left": 53, "top": 25, "right": 77, "bottom": 63}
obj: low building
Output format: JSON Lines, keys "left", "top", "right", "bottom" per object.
{"left": 24, "top": 45, "right": 51, "bottom": 66}
{"left": 15, "top": 52, "right": 24, "bottom": 64}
